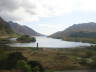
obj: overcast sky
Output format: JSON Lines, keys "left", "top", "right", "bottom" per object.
{"left": 0, "top": 0, "right": 96, "bottom": 35}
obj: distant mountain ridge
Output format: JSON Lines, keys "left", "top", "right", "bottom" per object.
{"left": 64, "top": 22, "right": 96, "bottom": 32}
{"left": 9, "top": 22, "right": 43, "bottom": 36}
{"left": 0, "top": 17, "right": 43, "bottom": 38}
{"left": 50, "top": 22, "right": 96, "bottom": 39}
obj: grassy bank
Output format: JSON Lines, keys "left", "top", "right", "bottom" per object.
{"left": 0, "top": 45, "right": 96, "bottom": 72}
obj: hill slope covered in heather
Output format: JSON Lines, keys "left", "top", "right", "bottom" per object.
{"left": 50, "top": 22, "right": 96, "bottom": 43}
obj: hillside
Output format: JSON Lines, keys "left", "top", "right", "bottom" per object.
{"left": 9, "top": 22, "right": 43, "bottom": 36}
{"left": 0, "top": 17, "right": 16, "bottom": 38}
{"left": 0, "top": 17, "right": 43, "bottom": 38}
{"left": 50, "top": 22, "right": 96, "bottom": 42}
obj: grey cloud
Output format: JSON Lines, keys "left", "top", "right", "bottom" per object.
{"left": 0, "top": 0, "right": 21, "bottom": 11}
{"left": 0, "top": 0, "right": 37, "bottom": 21}
{"left": 25, "top": 9, "right": 37, "bottom": 15}
{"left": 0, "top": 0, "right": 23, "bottom": 21}
{"left": 22, "top": 1, "right": 37, "bottom": 15}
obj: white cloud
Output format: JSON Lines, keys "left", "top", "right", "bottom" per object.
{"left": 1, "top": 0, "right": 96, "bottom": 22}
{"left": 0, "top": 0, "right": 78, "bottom": 22}
{"left": 78, "top": 0, "right": 96, "bottom": 11}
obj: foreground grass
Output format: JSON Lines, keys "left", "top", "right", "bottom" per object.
{"left": 0, "top": 45, "right": 96, "bottom": 72}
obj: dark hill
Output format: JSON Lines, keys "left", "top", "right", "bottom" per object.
{"left": 0, "top": 17, "right": 15, "bottom": 37}
{"left": 50, "top": 22, "right": 96, "bottom": 42}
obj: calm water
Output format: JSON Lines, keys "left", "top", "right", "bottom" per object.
{"left": 10, "top": 36, "right": 91, "bottom": 48}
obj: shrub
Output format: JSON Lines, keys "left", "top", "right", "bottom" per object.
{"left": 28, "top": 61, "right": 44, "bottom": 72}
{"left": 17, "top": 60, "right": 32, "bottom": 72}
{"left": 0, "top": 52, "right": 27, "bottom": 69}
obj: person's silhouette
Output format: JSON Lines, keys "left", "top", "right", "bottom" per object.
{"left": 37, "top": 42, "right": 39, "bottom": 48}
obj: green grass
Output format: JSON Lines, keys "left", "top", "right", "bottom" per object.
{"left": 0, "top": 45, "right": 96, "bottom": 72}
{"left": 0, "top": 46, "right": 96, "bottom": 71}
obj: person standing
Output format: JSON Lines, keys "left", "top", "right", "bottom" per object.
{"left": 37, "top": 42, "right": 39, "bottom": 48}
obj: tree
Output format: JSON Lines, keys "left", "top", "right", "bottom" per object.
{"left": 16, "top": 35, "right": 36, "bottom": 43}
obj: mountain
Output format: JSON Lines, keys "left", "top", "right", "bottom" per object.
{"left": 0, "top": 17, "right": 15, "bottom": 37}
{"left": 9, "top": 22, "right": 43, "bottom": 36}
{"left": 50, "top": 22, "right": 96, "bottom": 39}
